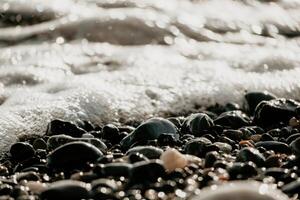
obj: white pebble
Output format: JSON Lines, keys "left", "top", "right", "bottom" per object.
{"left": 160, "top": 148, "right": 188, "bottom": 172}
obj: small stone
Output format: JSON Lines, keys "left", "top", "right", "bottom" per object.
{"left": 255, "top": 141, "right": 291, "bottom": 154}
{"left": 129, "top": 160, "right": 166, "bottom": 185}
{"left": 126, "top": 146, "right": 163, "bottom": 159}
{"left": 94, "top": 163, "right": 132, "bottom": 178}
{"left": 213, "top": 142, "right": 232, "bottom": 153}
{"left": 214, "top": 111, "right": 250, "bottom": 129}
{"left": 282, "top": 179, "right": 300, "bottom": 196}
{"left": 290, "top": 137, "right": 300, "bottom": 156}
{"left": 128, "top": 153, "right": 149, "bottom": 163}
{"left": 181, "top": 113, "right": 214, "bottom": 136}
{"left": 244, "top": 91, "right": 276, "bottom": 114}
{"left": 160, "top": 148, "right": 187, "bottom": 172}
{"left": 40, "top": 180, "right": 90, "bottom": 200}
{"left": 120, "top": 118, "right": 178, "bottom": 149}
{"left": 237, "top": 147, "right": 265, "bottom": 167}
{"left": 32, "top": 138, "right": 47, "bottom": 150}
{"left": 46, "top": 119, "right": 86, "bottom": 137}
{"left": 260, "top": 133, "right": 274, "bottom": 141}
{"left": 10, "top": 142, "right": 35, "bottom": 162}
{"left": 25, "top": 181, "right": 47, "bottom": 194}
{"left": 254, "top": 98, "right": 300, "bottom": 128}
{"left": 0, "top": 165, "right": 9, "bottom": 176}
{"left": 47, "top": 141, "right": 103, "bottom": 171}
{"left": 184, "top": 137, "right": 212, "bottom": 158}
{"left": 289, "top": 117, "right": 299, "bottom": 127}
{"left": 286, "top": 133, "right": 300, "bottom": 144}
{"left": 102, "top": 124, "right": 120, "bottom": 144}
{"left": 0, "top": 184, "right": 13, "bottom": 196}
{"left": 204, "top": 151, "right": 220, "bottom": 168}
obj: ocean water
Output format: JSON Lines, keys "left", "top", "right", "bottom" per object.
{"left": 0, "top": 0, "right": 300, "bottom": 149}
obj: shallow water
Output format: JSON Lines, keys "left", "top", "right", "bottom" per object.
{"left": 0, "top": 0, "right": 300, "bottom": 149}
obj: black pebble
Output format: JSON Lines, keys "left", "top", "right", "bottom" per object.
{"left": 214, "top": 111, "right": 250, "bottom": 129}
{"left": 244, "top": 91, "right": 276, "bottom": 114}
{"left": 40, "top": 180, "right": 90, "bottom": 200}
{"left": 47, "top": 141, "right": 103, "bottom": 171}
{"left": 126, "top": 146, "right": 163, "bottom": 159}
{"left": 181, "top": 113, "right": 214, "bottom": 136}
{"left": 237, "top": 147, "right": 265, "bottom": 167}
{"left": 290, "top": 137, "right": 300, "bottom": 157}
{"left": 10, "top": 142, "right": 35, "bottom": 162}
{"left": 46, "top": 119, "right": 86, "bottom": 137}
{"left": 184, "top": 137, "right": 212, "bottom": 158}
{"left": 102, "top": 124, "right": 120, "bottom": 144}
{"left": 255, "top": 141, "right": 291, "bottom": 154}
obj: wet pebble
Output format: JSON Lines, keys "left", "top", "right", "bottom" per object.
{"left": 184, "top": 137, "right": 212, "bottom": 158}
{"left": 160, "top": 148, "right": 187, "bottom": 172}
{"left": 46, "top": 119, "right": 86, "bottom": 137}
{"left": 255, "top": 141, "right": 291, "bottom": 154}
{"left": 10, "top": 142, "right": 35, "bottom": 162}
{"left": 181, "top": 113, "right": 214, "bottom": 136}
{"left": 47, "top": 141, "right": 103, "bottom": 171}
{"left": 244, "top": 91, "right": 276, "bottom": 114}
{"left": 40, "top": 180, "right": 91, "bottom": 200}
{"left": 237, "top": 147, "right": 265, "bottom": 167}
{"left": 126, "top": 146, "right": 163, "bottom": 159}
{"left": 102, "top": 124, "right": 121, "bottom": 144}
{"left": 290, "top": 137, "right": 300, "bottom": 156}
{"left": 120, "top": 118, "right": 178, "bottom": 149}
{"left": 214, "top": 110, "right": 251, "bottom": 129}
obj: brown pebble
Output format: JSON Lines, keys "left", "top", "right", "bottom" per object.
{"left": 239, "top": 140, "right": 254, "bottom": 147}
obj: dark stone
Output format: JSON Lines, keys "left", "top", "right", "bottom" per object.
{"left": 10, "top": 142, "right": 35, "bottom": 162}
{"left": 94, "top": 163, "right": 132, "bottom": 178}
{"left": 286, "top": 133, "right": 300, "bottom": 145}
{"left": 223, "top": 129, "right": 246, "bottom": 141}
{"left": 102, "top": 124, "right": 120, "bottom": 144}
{"left": 40, "top": 180, "right": 90, "bottom": 200}
{"left": 120, "top": 118, "right": 178, "bottom": 149}
{"left": 46, "top": 119, "right": 86, "bottom": 137}
{"left": 255, "top": 141, "right": 291, "bottom": 154}
{"left": 47, "top": 141, "right": 103, "bottom": 171}
{"left": 16, "top": 171, "right": 40, "bottom": 182}
{"left": 33, "top": 138, "right": 47, "bottom": 150}
{"left": 181, "top": 113, "right": 214, "bottom": 136}
{"left": 244, "top": 91, "right": 276, "bottom": 114}
{"left": 126, "top": 146, "right": 163, "bottom": 159}
{"left": 91, "top": 178, "right": 118, "bottom": 191}
{"left": 129, "top": 160, "right": 166, "bottom": 185}
{"left": 128, "top": 153, "right": 149, "bottom": 163}
{"left": 282, "top": 180, "right": 300, "bottom": 196}
{"left": 0, "top": 184, "right": 13, "bottom": 196}
{"left": 204, "top": 151, "right": 219, "bottom": 168}
{"left": 260, "top": 133, "right": 274, "bottom": 141}
{"left": 157, "top": 133, "right": 178, "bottom": 146}
{"left": 237, "top": 147, "right": 265, "bottom": 167}
{"left": 227, "top": 162, "right": 257, "bottom": 180}
{"left": 264, "top": 168, "right": 290, "bottom": 182}
{"left": 224, "top": 102, "right": 241, "bottom": 112}
{"left": 290, "top": 137, "right": 300, "bottom": 156}
{"left": 184, "top": 137, "right": 212, "bottom": 158}
{"left": 47, "top": 134, "right": 107, "bottom": 152}
{"left": 214, "top": 111, "right": 251, "bottom": 129}
{"left": 253, "top": 98, "right": 300, "bottom": 128}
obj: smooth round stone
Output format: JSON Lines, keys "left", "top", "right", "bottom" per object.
{"left": 213, "top": 142, "right": 232, "bottom": 153}
{"left": 191, "top": 181, "right": 289, "bottom": 200}
{"left": 282, "top": 180, "right": 300, "bottom": 196}
{"left": 40, "top": 180, "right": 90, "bottom": 200}
{"left": 25, "top": 181, "right": 47, "bottom": 194}
{"left": 254, "top": 98, "right": 300, "bottom": 128}
{"left": 10, "top": 142, "right": 35, "bottom": 162}
{"left": 214, "top": 111, "right": 251, "bottom": 129}
{"left": 91, "top": 179, "right": 118, "bottom": 191}
{"left": 47, "top": 134, "right": 107, "bottom": 152}
{"left": 95, "top": 163, "right": 132, "bottom": 178}
{"left": 286, "top": 133, "right": 300, "bottom": 144}
{"left": 181, "top": 113, "right": 214, "bottom": 136}
{"left": 47, "top": 141, "right": 103, "bottom": 171}
{"left": 290, "top": 137, "right": 300, "bottom": 156}
{"left": 204, "top": 151, "right": 220, "bottom": 168}
{"left": 244, "top": 91, "right": 276, "bottom": 114}
{"left": 102, "top": 124, "right": 120, "bottom": 144}
{"left": 184, "top": 137, "right": 212, "bottom": 158}
{"left": 260, "top": 133, "right": 274, "bottom": 141}
{"left": 128, "top": 153, "right": 149, "bottom": 163}
{"left": 255, "top": 141, "right": 291, "bottom": 154}
{"left": 46, "top": 119, "right": 86, "bottom": 137}
{"left": 227, "top": 162, "right": 257, "bottom": 180}
{"left": 33, "top": 138, "right": 47, "bottom": 150}
{"left": 120, "top": 118, "right": 178, "bottom": 149}
{"left": 237, "top": 147, "right": 265, "bottom": 167}
{"left": 129, "top": 160, "right": 166, "bottom": 185}
{"left": 126, "top": 146, "right": 163, "bottom": 159}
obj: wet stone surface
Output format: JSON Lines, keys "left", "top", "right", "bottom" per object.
{"left": 0, "top": 94, "right": 300, "bottom": 199}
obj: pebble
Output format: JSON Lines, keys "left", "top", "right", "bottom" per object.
{"left": 213, "top": 142, "right": 232, "bottom": 153}
{"left": 120, "top": 118, "right": 178, "bottom": 149}
{"left": 255, "top": 141, "right": 291, "bottom": 154}
{"left": 160, "top": 148, "right": 187, "bottom": 172}
{"left": 290, "top": 137, "right": 300, "bottom": 156}
{"left": 244, "top": 91, "right": 276, "bottom": 114}
{"left": 237, "top": 147, "right": 265, "bottom": 167}
{"left": 40, "top": 180, "right": 91, "bottom": 200}
{"left": 282, "top": 180, "right": 300, "bottom": 196}
{"left": 102, "top": 124, "right": 120, "bottom": 144}
{"left": 214, "top": 111, "right": 251, "bottom": 129}
{"left": 286, "top": 133, "right": 300, "bottom": 144}
{"left": 47, "top": 141, "right": 103, "bottom": 171}
{"left": 32, "top": 138, "right": 47, "bottom": 150}
{"left": 47, "top": 134, "right": 107, "bottom": 152}
{"left": 184, "top": 137, "right": 212, "bottom": 158}
{"left": 181, "top": 113, "right": 214, "bottom": 136}
{"left": 126, "top": 146, "right": 163, "bottom": 159}
{"left": 46, "top": 119, "right": 86, "bottom": 137}
{"left": 95, "top": 163, "right": 132, "bottom": 178}
{"left": 10, "top": 142, "right": 35, "bottom": 162}
{"left": 254, "top": 98, "right": 300, "bottom": 128}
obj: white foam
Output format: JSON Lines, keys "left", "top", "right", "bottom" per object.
{"left": 0, "top": 0, "right": 300, "bottom": 149}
